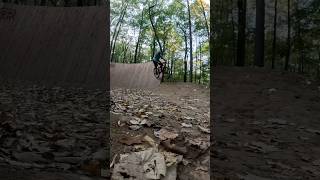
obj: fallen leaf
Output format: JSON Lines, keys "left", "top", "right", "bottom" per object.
{"left": 129, "top": 125, "right": 141, "bottom": 131}
{"left": 119, "top": 135, "right": 144, "bottom": 146}
{"left": 181, "top": 123, "right": 193, "bottom": 128}
{"left": 110, "top": 154, "right": 118, "bottom": 168}
{"left": 112, "top": 148, "right": 166, "bottom": 180}
{"left": 198, "top": 125, "right": 210, "bottom": 134}
{"left": 154, "top": 129, "right": 178, "bottom": 141}
{"left": 143, "top": 135, "right": 157, "bottom": 148}
{"left": 161, "top": 140, "right": 187, "bottom": 155}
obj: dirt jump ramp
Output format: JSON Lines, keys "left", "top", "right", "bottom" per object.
{"left": 110, "top": 62, "right": 161, "bottom": 89}
{"left": 0, "top": 3, "right": 108, "bottom": 89}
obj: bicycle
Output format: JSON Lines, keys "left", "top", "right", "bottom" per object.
{"left": 153, "top": 59, "right": 166, "bottom": 80}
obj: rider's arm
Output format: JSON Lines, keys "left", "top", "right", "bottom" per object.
{"left": 160, "top": 55, "right": 165, "bottom": 61}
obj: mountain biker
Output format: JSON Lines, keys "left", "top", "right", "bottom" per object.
{"left": 152, "top": 50, "right": 165, "bottom": 70}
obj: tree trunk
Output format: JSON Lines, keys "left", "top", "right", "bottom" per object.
{"left": 317, "top": 51, "right": 320, "bottom": 79}
{"left": 271, "top": 0, "right": 277, "bottom": 69}
{"left": 254, "top": 0, "right": 265, "bottom": 67}
{"left": 123, "top": 42, "right": 129, "bottom": 63}
{"left": 199, "top": 0, "right": 210, "bottom": 39}
{"left": 183, "top": 32, "right": 188, "bottom": 82}
{"left": 39, "top": 0, "right": 45, "bottom": 6}
{"left": 138, "top": 42, "right": 142, "bottom": 62}
{"left": 285, "top": 0, "right": 291, "bottom": 71}
{"left": 236, "top": 0, "right": 246, "bottom": 66}
{"left": 110, "top": 2, "right": 127, "bottom": 61}
{"left": 187, "top": 0, "right": 193, "bottom": 82}
{"left": 170, "top": 54, "right": 174, "bottom": 78}
{"left": 173, "top": 58, "right": 176, "bottom": 80}
{"left": 184, "top": 60, "right": 188, "bottom": 82}
{"left": 77, "top": 0, "right": 82, "bottom": 6}
{"left": 178, "top": 23, "right": 188, "bottom": 82}
{"left": 64, "top": 0, "right": 70, "bottom": 6}
{"left": 199, "top": 41, "right": 202, "bottom": 84}
{"left": 162, "top": 34, "right": 167, "bottom": 57}
{"left": 148, "top": 5, "right": 163, "bottom": 54}
{"left": 230, "top": 0, "right": 237, "bottom": 65}
{"left": 48, "top": 0, "right": 57, "bottom": 6}
{"left": 297, "top": 6, "right": 303, "bottom": 74}
{"left": 134, "top": 9, "right": 144, "bottom": 63}
{"left": 111, "top": 22, "right": 124, "bottom": 62}
{"left": 152, "top": 37, "right": 156, "bottom": 58}
{"left": 195, "top": 37, "right": 197, "bottom": 82}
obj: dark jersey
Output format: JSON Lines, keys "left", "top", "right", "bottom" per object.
{"left": 153, "top": 51, "right": 162, "bottom": 62}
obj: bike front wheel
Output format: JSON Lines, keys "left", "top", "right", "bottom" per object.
{"left": 153, "top": 67, "right": 160, "bottom": 79}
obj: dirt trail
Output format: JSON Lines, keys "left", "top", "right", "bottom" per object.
{"left": 213, "top": 66, "right": 320, "bottom": 180}
{"left": 110, "top": 83, "right": 210, "bottom": 180}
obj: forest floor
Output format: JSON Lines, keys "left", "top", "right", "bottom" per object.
{"left": 0, "top": 80, "right": 107, "bottom": 180}
{"left": 110, "top": 83, "right": 210, "bottom": 180}
{"left": 213, "top": 66, "right": 320, "bottom": 180}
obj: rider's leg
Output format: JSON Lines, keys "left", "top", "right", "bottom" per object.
{"left": 158, "top": 61, "right": 163, "bottom": 69}
{"left": 153, "top": 60, "right": 158, "bottom": 68}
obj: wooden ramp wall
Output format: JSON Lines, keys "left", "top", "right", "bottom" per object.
{"left": 110, "top": 62, "right": 160, "bottom": 89}
{"left": 0, "top": 3, "right": 108, "bottom": 89}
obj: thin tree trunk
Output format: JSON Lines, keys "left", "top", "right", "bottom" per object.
{"left": 187, "top": 0, "right": 193, "bottom": 82}
{"left": 199, "top": 41, "right": 202, "bottom": 84}
{"left": 178, "top": 24, "right": 188, "bottom": 82}
{"left": 236, "top": 0, "right": 246, "bottom": 66}
{"left": 138, "top": 41, "right": 142, "bottom": 62}
{"left": 40, "top": 0, "right": 47, "bottom": 6}
{"left": 134, "top": 9, "right": 144, "bottom": 63}
{"left": 230, "top": 0, "right": 236, "bottom": 65}
{"left": 171, "top": 54, "right": 174, "bottom": 78}
{"left": 173, "top": 57, "right": 176, "bottom": 80}
{"left": 77, "top": 0, "right": 82, "bottom": 6}
{"left": 195, "top": 37, "right": 197, "bottom": 82}
{"left": 254, "top": 0, "right": 265, "bottom": 67}
{"left": 184, "top": 54, "right": 188, "bottom": 82}
{"left": 49, "top": 0, "right": 57, "bottom": 6}
{"left": 285, "top": 0, "right": 291, "bottom": 71}
{"left": 111, "top": 22, "right": 124, "bottom": 62}
{"left": 271, "top": 0, "right": 277, "bottom": 69}
{"left": 64, "top": 0, "right": 70, "bottom": 6}
{"left": 317, "top": 51, "right": 320, "bottom": 79}
{"left": 163, "top": 34, "right": 167, "bottom": 56}
{"left": 122, "top": 41, "right": 129, "bottom": 63}
{"left": 111, "top": 2, "right": 127, "bottom": 61}
{"left": 297, "top": 8, "right": 303, "bottom": 73}
{"left": 183, "top": 32, "right": 188, "bottom": 82}
{"left": 149, "top": 5, "right": 163, "bottom": 53}
{"left": 152, "top": 37, "right": 156, "bottom": 58}
{"left": 199, "top": 0, "right": 210, "bottom": 39}
{"left": 111, "top": 10, "right": 126, "bottom": 60}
